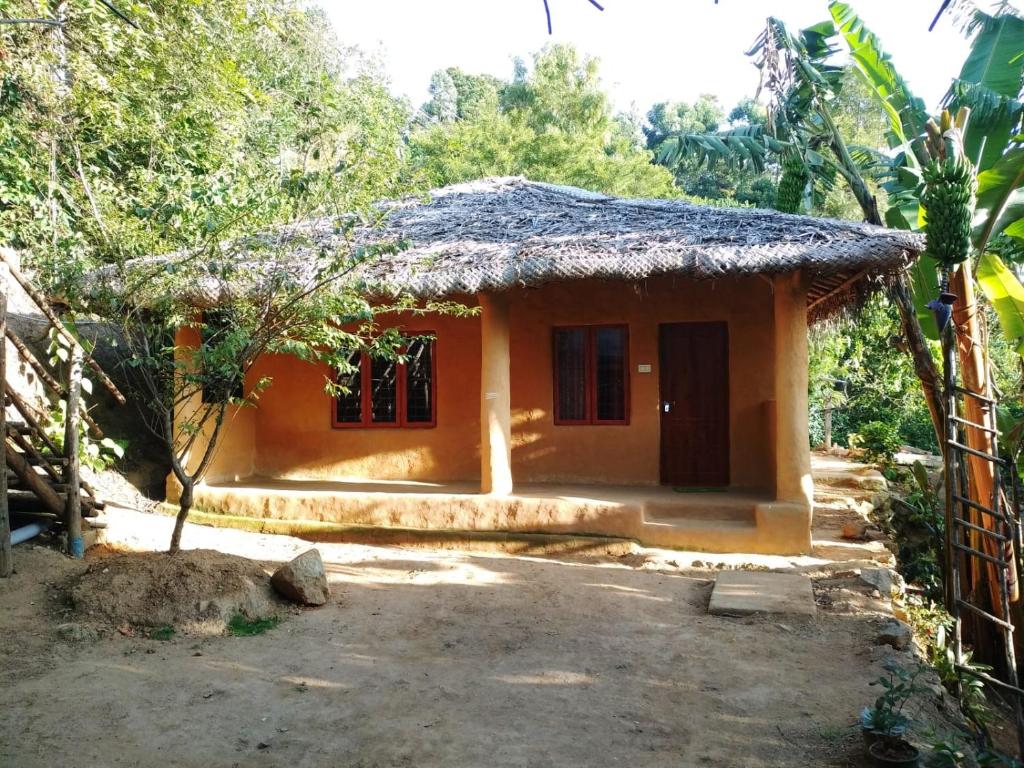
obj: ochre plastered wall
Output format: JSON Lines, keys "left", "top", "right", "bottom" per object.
{"left": 508, "top": 276, "right": 775, "bottom": 488}
{"left": 197, "top": 274, "right": 780, "bottom": 489}
{"left": 248, "top": 310, "right": 482, "bottom": 482}
{"left": 167, "top": 326, "right": 256, "bottom": 498}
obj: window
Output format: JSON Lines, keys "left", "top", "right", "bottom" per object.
{"left": 333, "top": 336, "right": 436, "bottom": 428}
{"left": 553, "top": 325, "right": 629, "bottom": 425}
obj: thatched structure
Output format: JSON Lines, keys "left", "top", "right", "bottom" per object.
{"left": 98, "top": 177, "right": 924, "bottom": 319}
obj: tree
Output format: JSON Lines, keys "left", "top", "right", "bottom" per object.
{"left": 409, "top": 45, "right": 677, "bottom": 198}
{"left": 99, "top": 235, "right": 461, "bottom": 552}
{"left": 659, "top": 0, "right": 1024, "bottom": 683}
{"left": 2, "top": 0, "right": 425, "bottom": 551}
{"left": 646, "top": 95, "right": 777, "bottom": 206}
{"left": 423, "top": 70, "right": 458, "bottom": 122}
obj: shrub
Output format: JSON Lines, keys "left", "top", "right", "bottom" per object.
{"left": 849, "top": 420, "right": 902, "bottom": 466}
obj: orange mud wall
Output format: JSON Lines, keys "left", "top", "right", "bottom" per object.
{"left": 509, "top": 276, "right": 775, "bottom": 489}
{"left": 196, "top": 274, "right": 781, "bottom": 490}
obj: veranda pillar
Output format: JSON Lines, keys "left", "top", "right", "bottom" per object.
{"left": 479, "top": 292, "right": 513, "bottom": 495}
{"left": 773, "top": 271, "right": 814, "bottom": 509}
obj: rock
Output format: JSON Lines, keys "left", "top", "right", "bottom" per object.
{"left": 875, "top": 618, "right": 913, "bottom": 650}
{"left": 859, "top": 567, "right": 905, "bottom": 597}
{"left": 57, "top": 622, "right": 99, "bottom": 643}
{"left": 841, "top": 520, "right": 868, "bottom": 540}
{"left": 271, "top": 549, "right": 329, "bottom": 606}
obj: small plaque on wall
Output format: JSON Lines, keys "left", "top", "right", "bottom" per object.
{"left": 637, "top": 364, "right": 652, "bottom": 374}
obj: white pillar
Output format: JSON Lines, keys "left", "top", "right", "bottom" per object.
{"left": 773, "top": 271, "right": 813, "bottom": 508}
{"left": 479, "top": 293, "right": 513, "bottom": 495}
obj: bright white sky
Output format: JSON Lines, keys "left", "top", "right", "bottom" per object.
{"left": 318, "top": 0, "right": 995, "bottom": 116}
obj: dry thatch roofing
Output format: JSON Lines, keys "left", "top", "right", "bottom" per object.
{"left": 98, "top": 177, "right": 924, "bottom": 319}
{"left": 350, "top": 177, "right": 923, "bottom": 316}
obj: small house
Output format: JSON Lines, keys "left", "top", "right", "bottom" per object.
{"left": 172, "top": 178, "right": 920, "bottom": 554}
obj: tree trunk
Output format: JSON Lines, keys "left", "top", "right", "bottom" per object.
{"left": 169, "top": 480, "right": 192, "bottom": 554}
{"left": 0, "top": 272, "right": 9, "bottom": 578}
{"left": 64, "top": 345, "right": 83, "bottom": 558}
{"left": 856, "top": 191, "right": 945, "bottom": 447}
{"left": 889, "top": 276, "right": 945, "bottom": 444}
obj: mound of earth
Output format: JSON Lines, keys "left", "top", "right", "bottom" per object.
{"left": 69, "top": 549, "right": 280, "bottom": 633}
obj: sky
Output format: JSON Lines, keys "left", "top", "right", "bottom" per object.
{"left": 319, "top": 0, "right": 991, "bottom": 116}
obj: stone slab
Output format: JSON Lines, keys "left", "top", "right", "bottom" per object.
{"left": 708, "top": 571, "right": 817, "bottom": 617}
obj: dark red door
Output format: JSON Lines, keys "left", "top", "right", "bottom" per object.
{"left": 658, "top": 322, "right": 729, "bottom": 487}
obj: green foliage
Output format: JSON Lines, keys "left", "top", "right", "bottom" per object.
{"left": 888, "top": 462, "right": 944, "bottom": 597}
{"left": 973, "top": 143, "right": 1024, "bottom": 251}
{"left": 809, "top": 296, "right": 937, "bottom": 452}
{"left": 150, "top": 625, "right": 175, "bottom": 641}
{"left": 409, "top": 45, "right": 677, "bottom": 198}
{"left": 861, "top": 659, "right": 928, "bottom": 738}
{"left": 227, "top": 613, "right": 280, "bottom": 637}
{"left": 41, "top": 330, "right": 125, "bottom": 471}
{"left": 829, "top": 1, "right": 928, "bottom": 154}
{"left": 2, "top": 0, "right": 413, "bottom": 287}
{"left": 977, "top": 252, "right": 1024, "bottom": 355}
{"left": 849, "top": 420, "right": 902, "bottom": 466}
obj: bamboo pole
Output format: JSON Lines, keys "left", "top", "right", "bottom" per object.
{"left": 0, "top": 269, "right": 11, "bottom": 577}
{"left": 5, "top": 326, "right": 104, "bottom": 438}
{"left": 64, "top": 345, "right": 83, "bottom": 557}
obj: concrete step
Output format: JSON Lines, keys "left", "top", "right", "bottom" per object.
{"left": 811, "top": 469, "right": 888, "bottom": 493}
{"left": 812, "top": 530, "right": 894, "bottom": 566}
{"left": 709, "top": 571, "right": 816, "bottom": 617}
{"left": 644, "top": 499, "right": 756, "bottom": 524}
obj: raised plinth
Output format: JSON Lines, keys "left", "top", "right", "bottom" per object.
{"left": 184, "top": 479, "right": 813, "bottom": 555}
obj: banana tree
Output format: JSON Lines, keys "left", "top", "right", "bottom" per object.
{"left": 660, "top": 9, "right": 947, "bottom": 441}
{"left": 660, "top": 3, "right": 1024, "bottom": 676}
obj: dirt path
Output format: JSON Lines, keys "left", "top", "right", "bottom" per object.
{"left": 0, "top": 454, "right": 952, "bottom": 767}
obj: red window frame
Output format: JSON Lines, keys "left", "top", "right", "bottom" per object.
{"left": 552, "top": 324, "right": 630, "bottom": 426}
{"left": 331, "top": 335, "right": 437, "bottom": 429}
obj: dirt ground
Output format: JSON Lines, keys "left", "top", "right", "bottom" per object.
{"left": 0, "top": 455, "right": 970, "bottom": 767}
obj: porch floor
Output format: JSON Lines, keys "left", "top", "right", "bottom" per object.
{"left": 193, "top": 478, "right": 809, "bottom": 554}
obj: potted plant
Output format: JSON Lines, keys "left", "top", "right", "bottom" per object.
{"left": 860, "top": 661, "right": 925, "bottom": 766}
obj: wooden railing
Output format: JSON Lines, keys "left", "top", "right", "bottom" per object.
{"left": 0, "top": 248, "right": 124, "bottom": 575}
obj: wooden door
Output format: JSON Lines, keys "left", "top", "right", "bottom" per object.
{"left": 658, "top": 322, "right": 729, "bottom": 487}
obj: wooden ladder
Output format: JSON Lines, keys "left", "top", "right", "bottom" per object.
{"left": 0, "top": 249, "right": 125, "bottom": 574}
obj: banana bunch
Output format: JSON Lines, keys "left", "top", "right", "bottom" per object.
{"left": 922, "top": 154, "right": 975, "bottom": 268}
{"left": 774, "top": 156, "right": 808, "bottom": 214}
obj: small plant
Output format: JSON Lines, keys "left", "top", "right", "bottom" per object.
{"left": 861, "top": 659, "right": 928, "bottom": 740}
{"left": 150, "top": 625, "right": 175, "bottom": 641}
{"left": 43, "top": 329, "right": 126, "bottom": 472}
{"left": 889, "top": 462, "right": 945, "bottom": 599}
{"left": 226, "top": 613, "right": 280, "bottom": 637}
{"left": 849, "top": 420, "right": 903, "bottom": 467}
{"left": 926, "top": 736, "right": 968, "bottom": 767}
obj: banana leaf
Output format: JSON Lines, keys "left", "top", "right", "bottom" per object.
{"left": 909, "top": 253, "right": 941, "bottom": 340}
{"left": 973, "top": 144, "right": 1024, "bottom": 251}
{"left": 946, "top": 12, "right": 1024, "bottom": 171}
{"left": 977, "top": 251, "right": 1024, "bottom": 355}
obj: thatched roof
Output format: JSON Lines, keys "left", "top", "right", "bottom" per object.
{"left": 356, "top": 177, "right": 921, "bottom": 304}
{"left": 95, "top": 177, "right": 924, "bottom": 319}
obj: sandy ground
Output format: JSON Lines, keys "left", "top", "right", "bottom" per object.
{"left": 3, "top": 510, "right": 938, "bottom": 768}
{"left": 0, "top": 455, "right": 964, "bottom": 767}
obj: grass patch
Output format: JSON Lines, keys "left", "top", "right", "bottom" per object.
{"left": 150, "top": 625, "right": 175, "bottom": 641}
{"left": 227, "top": 613, "right": 280, "bottom": 637}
